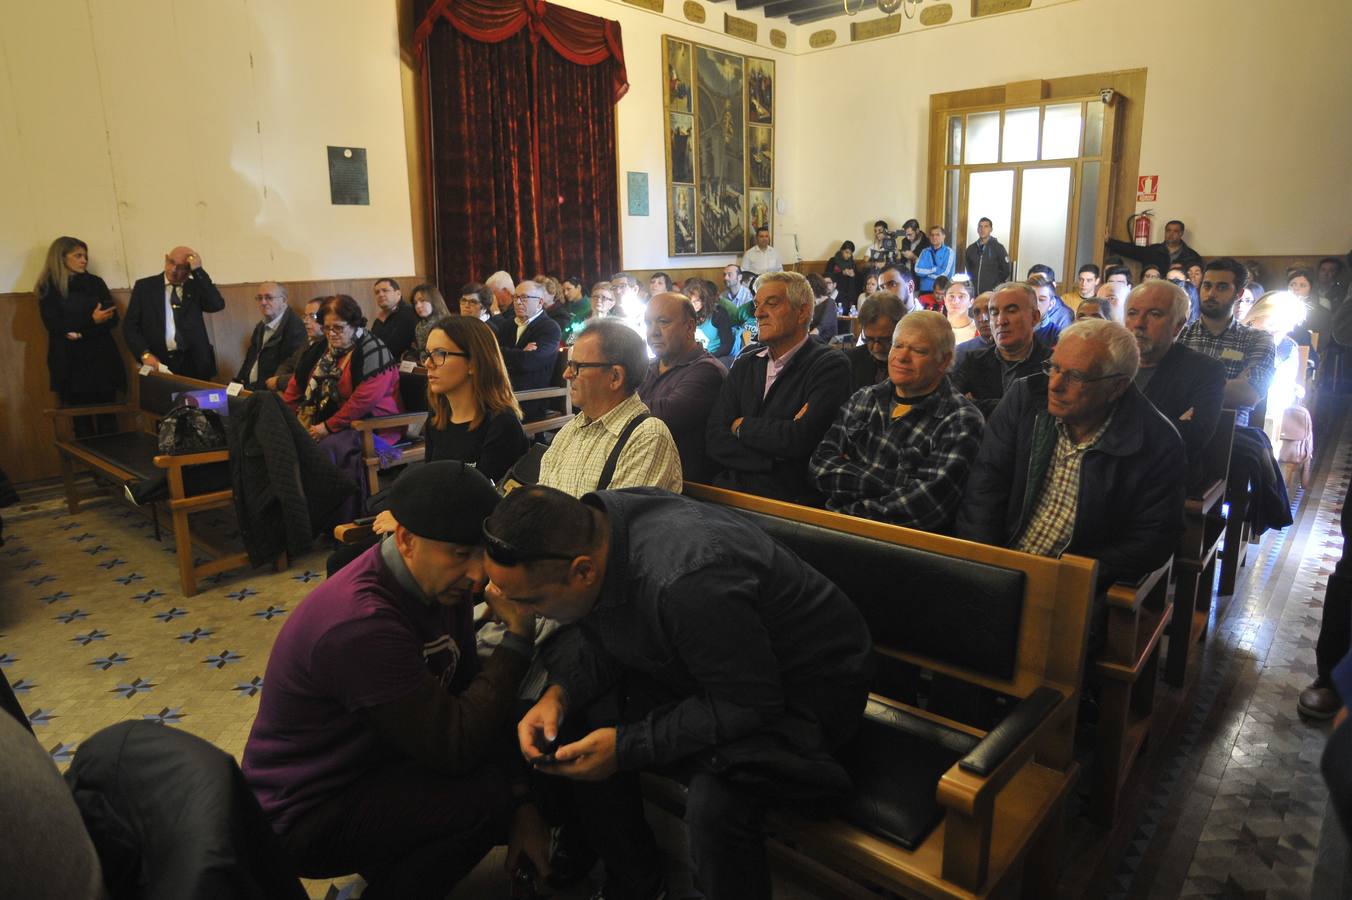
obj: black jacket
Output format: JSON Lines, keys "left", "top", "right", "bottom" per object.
{"left": 706, "top": 337, "right": 852, "bottom": 505}
{"left": 1105, "top": 237, "right": 1203, "bottom": 276}
{"left": 123, "top": 268, "right": 226, "bottom": 380}
{"left": 845, "top": 343, "right": 887, "bottom": 393}
{"left": 542, "top": 488, "right": 872, "bottom": 800}
{"left": 1139, "top": 343, "right": 1226, "bottom": 490}
{"left": 956, "top": 375, "right": 1186, "bottom": 588}
{"left": 37, "top": 272, "right": 127, "bottom": 395}
{"left": 494, "top": 312, "right": 562, "bottom": 391}
{"left": 824, "top": 256, "right": 860, "bottom": 313}
{"left": 226, "top": 391, "right": 357, "bottom": 566}
{"left": 950, "top": 338, "right": 1052, "bottom": 418}
{"left": 963, "top": 237, "right": 1012, "bottom": 295}
{"left": 66, "top": 721, "right": 307, "bottom": 900}
{"left": 370, "top": 302, "right": 419, "bottom": 360}
{"left": 234, "top": 308, "right": 308, "bottom": 389}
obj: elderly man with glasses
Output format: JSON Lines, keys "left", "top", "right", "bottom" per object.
{"left": 957, "top": 318, "right": 1185, "bottom": 592}
{"left": 491, "top": 279, "right": 562, "bottom": 418}
{"left": 235, "top": 281, "right": 307, "bottom": 390}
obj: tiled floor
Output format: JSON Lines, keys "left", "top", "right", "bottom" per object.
{"left": 3, "top": 403, "right": 1349, "bottom": 898}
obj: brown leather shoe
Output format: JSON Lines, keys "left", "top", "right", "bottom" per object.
{"left": 1298, "top": 682, "right": 1342, "bottom": 720}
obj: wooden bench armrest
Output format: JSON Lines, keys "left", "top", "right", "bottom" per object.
{"left": 514, "top": 386, "right": 569, "bottom": 402}
{"left": 45, "top": 403, "right": 135, "bottom": 418}
{"left": 1105, "top": 557, "right": 1172, "bottom": 611}
{"left": 1185, "top": 478, "right": 1226, "bottom": 516}
{"left": 937, "top": 687, "right": 1069, "bottom": 816}
{"left": 153, "top": 450, "right": 231, "bottom": 469}
{"left": 334, "top": 520, "right": 376, "bottom": 544}
{"left": 350, "top": 412, "right": 428, "bottom": 432}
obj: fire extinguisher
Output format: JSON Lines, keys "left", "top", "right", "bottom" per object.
{"left": 1129, "top": 209, "right": 1155, "bottom": 247}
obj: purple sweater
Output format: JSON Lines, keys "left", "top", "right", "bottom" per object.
{"left": 242, "top": 543, "right": 479, "bottom": 831}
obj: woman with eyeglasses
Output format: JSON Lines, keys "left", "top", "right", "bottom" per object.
{"left": 362, "top": 317, "right": 529, "bottom": 542}
{"left": 408, "top": 282, "right": 451, "bottom": 360}
{"left": 282, "top": 294, "right": 404, "bottom": 503}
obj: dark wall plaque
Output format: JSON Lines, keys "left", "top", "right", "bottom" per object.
{"left": 327, "top": 146, "right": 370, "bottom": 206}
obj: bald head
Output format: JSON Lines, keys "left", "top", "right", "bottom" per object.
{"left": 163, "top": 245, "right": 198, "bottom": 285}
{"left": 644, "top": 291, "right": 698, "bottom": 366}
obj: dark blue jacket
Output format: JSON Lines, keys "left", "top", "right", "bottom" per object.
{"left": 955, "top": 374, "right": 1185, "bottom": 588}
{"left": 1036, "top": 298, "right": 1073, "bottom": 345}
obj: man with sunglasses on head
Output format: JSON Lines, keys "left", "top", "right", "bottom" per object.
{"left": 242, "top": 462, "right": 552, "bottom": 900}
{"left": 957, "top": 318, "right": 1185, "bottom": 593}
{"left": 483, "top": 484, "right": 872, "bottom": 900}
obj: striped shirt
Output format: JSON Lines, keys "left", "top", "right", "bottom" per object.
{"left": 1014, "top": 415, "right": 1112, "bottom": 557}
{"left": 538, "top": 392, "right": 683, "bottom": 497}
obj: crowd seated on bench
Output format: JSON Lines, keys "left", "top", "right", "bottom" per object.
{"left": 33, "top": 218, "right": 1347, "bottom": 898}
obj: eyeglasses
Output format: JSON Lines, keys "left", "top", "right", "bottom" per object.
{"left": 308, "top": 312, "right": 322, "bottom": 322}
{"left": 862, "top": 335, "right": 892, "bottom": 347}
{"left": 514, "top": 294, "right": 545, "bottom": 303}
{"left": 419, "top": 348, "right": 470, "bottom": 368}
{"left": 1040, "top": 360, "right": 1126, "bottom": 385}
{"left": 321, "top": 323, "right": 351, "bottom": 335}
{"left": 255, "top": 294, "right": 281, "bottom": 302}
{"left": 482, "top": 522, "right": 583, "bottom": 567}
{"left": 564, "top": 360, "right": 618, "bottom": 377}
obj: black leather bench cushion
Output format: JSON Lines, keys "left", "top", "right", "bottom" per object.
{"left": 77, "top": 432, "right": 161, "bottom": 481}
{"left": 732, "top": 510, "right": 1027, "bottom": 682}
{"left": 837, "top": 703, "right": 980, "bottom": 850}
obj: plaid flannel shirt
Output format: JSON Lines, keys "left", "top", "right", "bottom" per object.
{"left": 1013, "top": 415, "right": 1112, "bottom": 557}
{"left": 810, "top": 377, "right": 984, "bottom": 530}
{"left": 1178, "top": 318, "right": 1275, "bottom": 426}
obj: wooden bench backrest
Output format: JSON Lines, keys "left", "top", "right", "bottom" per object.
{"left": 1201, "top": 408, "right": 1237, "bottom": 490}
{"left": 135, "top": 371, "right": 252, "bottom": 432}
{"left": 683, "top": 483, "right": 1097, "bottom": 699}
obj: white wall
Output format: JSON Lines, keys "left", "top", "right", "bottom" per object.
{"left": 555, "top": 0, "right": 800, "bottom": 271}
{"left": 0, "top": 0, "right": 415, "bottom": 292}
{"left": 791, "top": 0, "right": 1352, "bottom": 260}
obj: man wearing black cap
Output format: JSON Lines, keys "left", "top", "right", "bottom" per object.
{"left": 242, "top": 461, "right": 549, "bottom": 900}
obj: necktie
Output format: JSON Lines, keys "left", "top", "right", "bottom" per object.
{"left": 165, "top": 284, "right": 179, "bottom": 352}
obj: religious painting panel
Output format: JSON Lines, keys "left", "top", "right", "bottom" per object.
{"left": 670, "top": 185, "right": 696, "bottom": 256}
{"left": 694, "top": 45, "right": 745, "bottom": 254}
{"left": 668, "top": 112, "right": 695, "bottom": 185}
{"left": 746, "top": 57, "right": 773, "bottom": 126}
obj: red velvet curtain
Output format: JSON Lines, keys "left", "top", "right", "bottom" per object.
{"left": 415, "top": 0, "right": 627, "bottom": 290}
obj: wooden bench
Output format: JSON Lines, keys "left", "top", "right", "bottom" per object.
{"left": 47, "top": 370, "right": 264, "bottom": 596}
{"left": 1165, "top": 410, "right": 1236, "bottom": 687}
{"left": 354, "top": 367, "right": 575, "bottom": 495}
{"left": 674, "top": 483, "right": 1097, "bottom": 898}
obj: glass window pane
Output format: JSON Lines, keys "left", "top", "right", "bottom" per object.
{"left": 965, "top": 111, "right": 999, "bottom": 164}
{"left": 1084, "top": 99, "right": 1104, "bottom": 157}
{"left": 1002, "top": 107, "right": 1039, "bottom": 162}
{"left": 1074, "top": 161, "right": 1102, "bottom": 281}
{"left": 965, "top": 170, "right": 1015, "bottom": 253}
{"left": 1041, "top": 103, "right": 1082, "bottom": 159}
{"left": 947, "top": 116, "right": 963, "bottom": 165}
{"left": 1016, "top": 167, "right": 1071, "bottom": 280}
{"left": 944, "top": 169, "right": 959, "bottom": 250}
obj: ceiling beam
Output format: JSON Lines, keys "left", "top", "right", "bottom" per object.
{"left": 763, "top": 0, "right": 834, "bottom": 17}
{"left": 735, "top": 0, "right": 772, "bottom": 9}
{"left": 788, "top": 0, "right": 877, "bottom": 25}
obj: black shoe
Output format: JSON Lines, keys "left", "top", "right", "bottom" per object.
{"left": 546, "top": 824, "right": 599, "bottom": 889}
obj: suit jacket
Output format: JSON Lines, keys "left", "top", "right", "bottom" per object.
{"left": 845, "top": 343, "right": 887, "bottom": 393}
{"left": 370, "top": 302, "right": 419, "bottom": 360}
{"left": 235, "top": 308, "right": 308, "bottom": 389}
{"left": 123, "top": 268, "right": 226, "bottom": 380}
{"left": 1105, "top": 237, "right": 1203, "bottom": 275}
{"left": 705, "top": 337, "right": 852, "bottom": 506}
{"left": 1139, "top": 342, "right": 1227, "bottom": 491}
{"left": 495, "top": 313, "right": 562, "bottom": 391}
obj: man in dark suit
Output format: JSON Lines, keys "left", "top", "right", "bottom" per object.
{"left": 495, "top": 279, "right": 561, "bottom": 396}
{"left": 1125, "top": 280, "right": 1226, "bottom": 490}
{"left": 845, "top": 291, "right": 905, "bottom": 392}
{"left": 235, "top": 282, "right": 307, "bottom": 390}
{"left": 706, "top": 271, "right": 852, "bottom": 506}
{"left": 370, "top": 278, "right": 418, "bottom": 359}
{"left": 123, "top": 246, "right": 225, "bottom": 380}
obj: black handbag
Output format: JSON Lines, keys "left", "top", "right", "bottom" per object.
{"left": 157, "top": 403, "right": 227, "bottom": 455}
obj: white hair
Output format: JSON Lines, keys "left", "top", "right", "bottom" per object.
{"left": 894, "top": 310, "right": 956, "bottom": 369}
{"left": 485, "top": 271, "right": 515, "bottom": 293}
{"left": 1059, "top": 318, "right": 1140, "bottom": 380}
{"left": 753, "top": 270, "right": 814, "bottom": 313}
{"left": 1127, "top": 280, "right": 1189, "bottom": 327}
